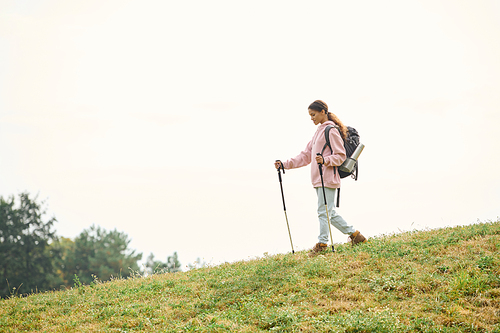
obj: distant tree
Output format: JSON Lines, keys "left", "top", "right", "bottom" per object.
{"left": 50, "top": 237, "right": 77, "bottom": 286}
{"left": 63, "top": 225, "right": 143, "bottom": 284}
{"left": 0, "top": 193, "right": 62, "bottom": 298}
{"left": 145, "top": 252, "right": 181, "bottom": 275}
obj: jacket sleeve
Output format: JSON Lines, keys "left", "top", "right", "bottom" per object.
{"left": 323, "top": 128, "right": 346, "bottom": 167}
{"left": 283, "top": 140, "right": 313, "bottom": 169}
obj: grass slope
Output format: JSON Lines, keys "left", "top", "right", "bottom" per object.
{"left": 1, "top": 221, "right": 499, "bottom": 332}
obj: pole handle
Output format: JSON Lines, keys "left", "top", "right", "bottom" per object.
{"left": 275, "top": 160, "right": 283, "bottom": 182}
{"left": 316, "top": 153, "right": 323, "bottom": 176}
{"left": 275, "top": 160, "right": 285, "bottom": 174}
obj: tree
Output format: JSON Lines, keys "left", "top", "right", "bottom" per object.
{"left": 50, "top": 237, "right": 77, "bottom": 286}
{"left": 61, "top": 225, "right": 143, "bottom": 285}
{"left": 0, "top": 193, "right": 62, "bottom": 297}
{"left": 145, "top": 252, "right": 181, "bottom": 275}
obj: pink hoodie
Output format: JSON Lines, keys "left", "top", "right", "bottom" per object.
{"left": 283, "top": 121, "right": 346, "bottom": 189}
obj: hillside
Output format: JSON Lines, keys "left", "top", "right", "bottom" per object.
{"left": 1, "top": 220, "right": 499, "bottom": 332}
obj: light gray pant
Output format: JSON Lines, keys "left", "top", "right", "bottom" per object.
{"left": 316, "top": 187, "right": 356, "bottom": 244}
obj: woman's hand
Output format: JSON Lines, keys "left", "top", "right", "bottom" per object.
{"left": 315, "top": 155, "right": 324, "bottom": 164}
{"left": 275, "top": 160, "right": 283, "bottom": 170}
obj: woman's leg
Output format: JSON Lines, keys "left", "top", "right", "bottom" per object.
{"left": 316, "top": 187, "right": 355, "bottom": 243}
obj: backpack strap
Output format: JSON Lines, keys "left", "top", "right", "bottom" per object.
{"left": 321, "top": 125, "right": 333, "bottom": 155}
{"left": 323, "top": 125, "right": 345, "bottom": 207}
{"left": 322, "top": 125, "right": 339, "bottom": 176}
{"left": 322, "top": 125, "right": 345, "bottom": 154}
{"left": 322, "top": 125, "right": 335, "bottom": 175}
{"left": 336, "top": 161, "right": 358, "bottom": 207}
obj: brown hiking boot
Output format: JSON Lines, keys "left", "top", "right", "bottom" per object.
{"left": 308, "top": 243, "right": 328, "bottom": 257}
{"left": 349, "top": 230, "right": 367, "bottom": 246}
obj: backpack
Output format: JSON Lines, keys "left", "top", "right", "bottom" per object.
{"left": 321, "top": 125, "right": 362, "bottom": 206}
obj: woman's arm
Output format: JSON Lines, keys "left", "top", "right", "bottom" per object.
{"left": 282, "top": 140, "right": 313, "bottom": 169}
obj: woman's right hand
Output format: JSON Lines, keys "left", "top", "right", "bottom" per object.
{"left": 274, "top": 160, "right": 283, "bottom": 170}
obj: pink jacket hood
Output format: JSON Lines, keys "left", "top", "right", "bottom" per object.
{"left": 283, "top": 121, "right": 346, "bottom": 189}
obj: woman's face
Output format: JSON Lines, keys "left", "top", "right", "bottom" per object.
{"left": 308, "top": 109, "right": 328, "bottom": 125}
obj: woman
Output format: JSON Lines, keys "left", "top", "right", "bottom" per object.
{"left": 275, "top": 100, "right": 366, "bottom": 256}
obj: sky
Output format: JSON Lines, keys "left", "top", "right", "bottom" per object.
{"left": 1, "top": 0, "right": 499, "bottom": 269}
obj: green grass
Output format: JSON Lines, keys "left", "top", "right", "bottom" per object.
{"left": 1, "top": 220, "right": 499, "bottom": 332}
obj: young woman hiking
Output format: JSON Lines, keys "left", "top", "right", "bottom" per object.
{"left": 274, "top": 100, "right": 366, "bottom": 256}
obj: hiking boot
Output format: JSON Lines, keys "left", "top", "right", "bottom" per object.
{"left": 308, "top": 243, "right": 328, "bottom": 257}
{"left": 349, "top": 230, "right": 367, "bottom": 246}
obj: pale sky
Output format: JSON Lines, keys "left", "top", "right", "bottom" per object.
{"left": 1, "top": 0, "right": 499, "bottom": 269}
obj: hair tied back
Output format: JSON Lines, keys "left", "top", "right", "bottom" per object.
{"left": 309, "top": 100, "right": 328, "bottom": 113}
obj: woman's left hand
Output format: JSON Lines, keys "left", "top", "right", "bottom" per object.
{"left": 315, "top": 155, "right": 324, "bottom": 164}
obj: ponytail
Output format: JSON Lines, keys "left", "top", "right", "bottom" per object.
{"left": 327, "top": 113, "right": 348, "bottom": 140}
{"left": 308, "top": 100, "right": 348, "bottom": 140}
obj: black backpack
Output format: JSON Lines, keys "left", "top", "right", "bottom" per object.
{"left": 321, "top": 125, "right": 361, "bottom": 206}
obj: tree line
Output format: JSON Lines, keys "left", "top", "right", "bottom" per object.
{"left": 0, "top": 192, "right": 181, "bottom": 298}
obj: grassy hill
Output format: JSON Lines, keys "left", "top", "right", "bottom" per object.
{"left": 1, "top": 220, "right": 499, "bottom": 332}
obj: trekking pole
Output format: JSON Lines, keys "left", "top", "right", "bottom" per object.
{"left": 276, "top": 161, "right": 295, "bottom": 254}
{"left": 316, "top": 153, "right": 335, "bottom": 253}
